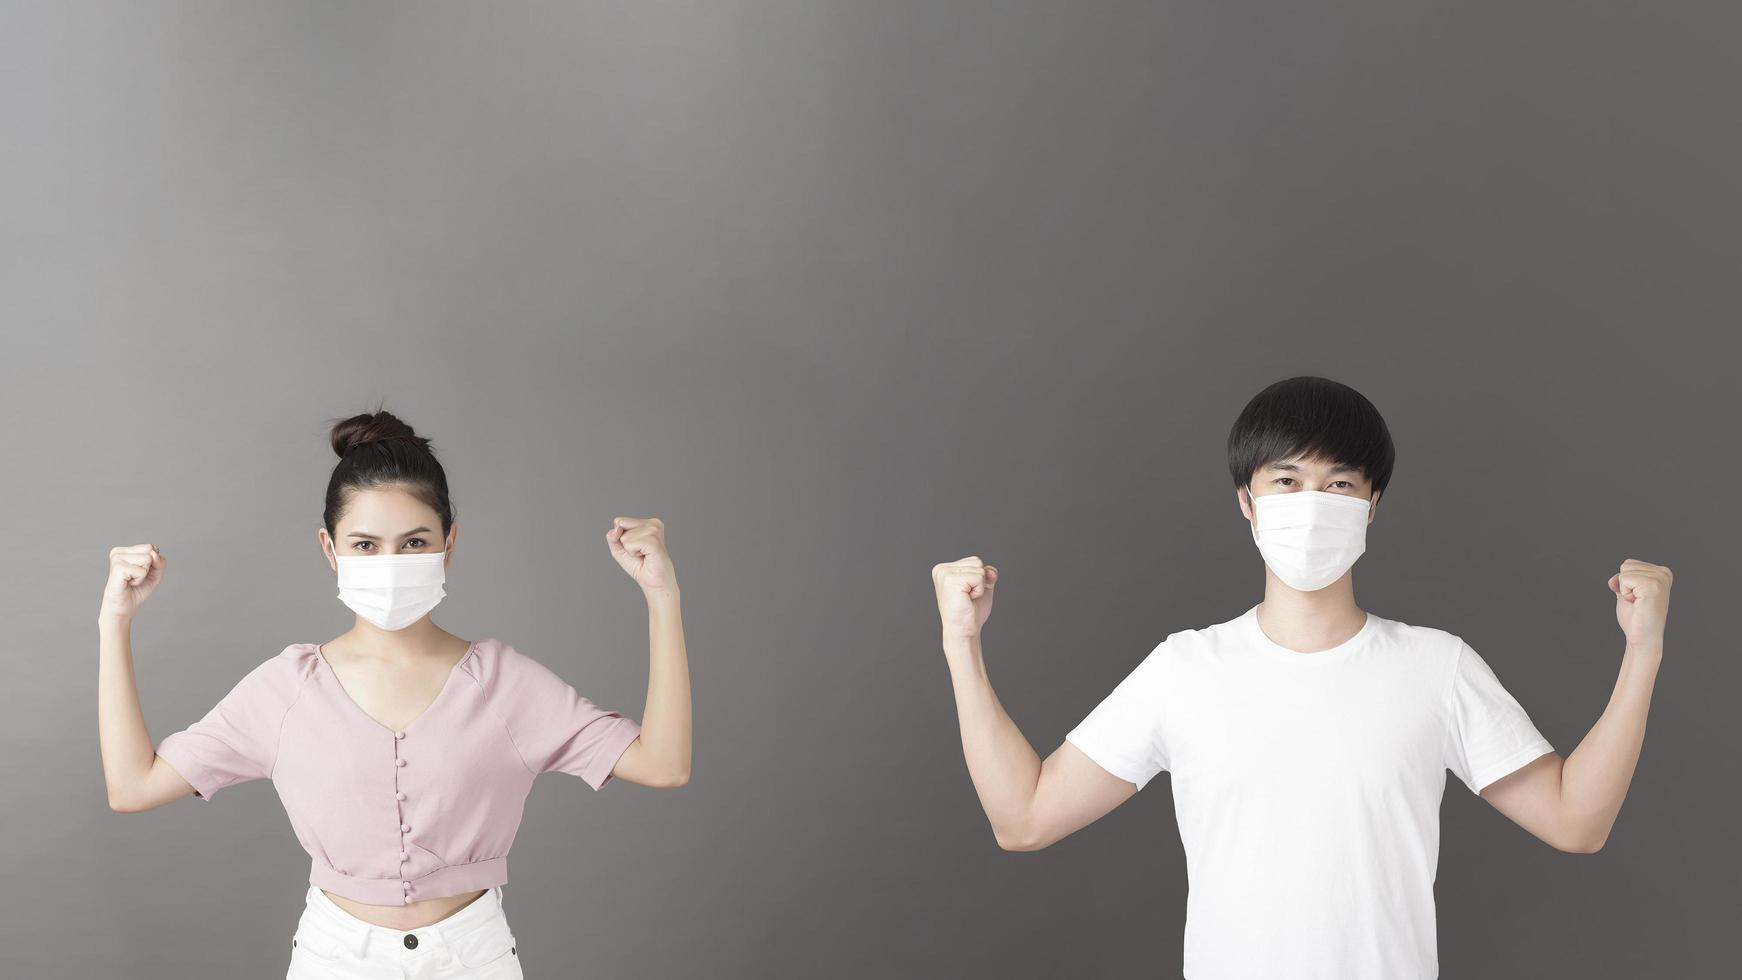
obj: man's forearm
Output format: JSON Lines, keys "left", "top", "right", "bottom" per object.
{"left": 944, "top": 637, "right": 1042, "bottom": 846}
{"left": 1559, "top": 641, "right": 1662, "bottom": 849}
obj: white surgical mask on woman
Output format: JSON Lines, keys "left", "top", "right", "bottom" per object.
{"left": 1247, "top": 486, "right": 1373, "bottom": 591}
{"left": 334, "top": 551, "right": 448, "bottom": 630}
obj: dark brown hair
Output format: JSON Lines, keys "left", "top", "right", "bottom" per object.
{"left": 322, "top": 403, "right": 456, "bottom": 542}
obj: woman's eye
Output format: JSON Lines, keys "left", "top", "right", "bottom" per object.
{"left": 405, "top": 539, "right": 425, "bottom": 549}
{"left": 354, "top": 543, "right": 371, "bottom": 552}
{"left": 1276, "top": 478, "right": 1294, "bottom": 486}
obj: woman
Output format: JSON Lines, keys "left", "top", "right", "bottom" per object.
{"left": 97, "top": 409, "right": 693, "bottom": 978}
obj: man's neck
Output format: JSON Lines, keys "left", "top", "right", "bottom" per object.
{"left": 1255, "top": 574, "right": 1367, "bottom": 654}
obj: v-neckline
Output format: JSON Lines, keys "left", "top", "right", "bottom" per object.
{"left": 312, "top": 639, "right": 479, "bottom": 736}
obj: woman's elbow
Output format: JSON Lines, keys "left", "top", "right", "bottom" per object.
{"left": 644, "top": 765, "right": 690, "bottom": 789}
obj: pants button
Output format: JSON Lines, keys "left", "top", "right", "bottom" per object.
{"left": 404, "top": 933, "right": 419, "bottom": 949}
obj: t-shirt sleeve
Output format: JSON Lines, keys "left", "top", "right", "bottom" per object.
{"left": 494, "top": 645, "right": 642, "bottom": 790}
{"left": 1063, "top": 638, "right": 1172, "bottom": 790}
{"left": 155, "top": 655, "right": 295, "bottom": 802}
{"left": 1445, "top": 639, "right": 1555, "bottom": 795}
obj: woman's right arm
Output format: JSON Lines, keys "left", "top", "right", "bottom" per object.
{"left": 97, "top": 544, "right": 198, "bottom": 812}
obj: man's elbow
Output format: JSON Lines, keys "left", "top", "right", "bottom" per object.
{"left": 1557, "top": 828, "right": 1609, "bottom": 854}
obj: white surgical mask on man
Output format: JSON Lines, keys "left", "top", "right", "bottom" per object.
{"left": 1247, "top": 485, "right": 1373, "bottom": 591}
{"left": 334, "top": 551, "right": 448, "bottom": 630}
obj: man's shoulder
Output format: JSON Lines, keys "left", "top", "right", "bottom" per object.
{"left": 1362, "top": 611, "right": 1467, "bottom": 663}
{"left": 1177, "top": 602, "right": 1262, "bottom": 641}
{"left": 1145, "top": 608, "right": 1247, "bottom": 660}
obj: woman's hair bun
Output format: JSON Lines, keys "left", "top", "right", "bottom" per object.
{"left": 328, "top": 408, "right": 430, "bottom": 458}
{"left": 320, "top": 404, "right": 452, "bottom": 540}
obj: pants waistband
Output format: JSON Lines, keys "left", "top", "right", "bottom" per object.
{"left": 301, "top": 883, "right": 508, "bottom": 961}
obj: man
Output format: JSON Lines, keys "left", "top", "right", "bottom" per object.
{"left": 930, "top": 375, "right": 1670, "bottom": 980}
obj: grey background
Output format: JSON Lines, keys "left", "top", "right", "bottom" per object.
{"left": 2, "top": 1, "right": 1734, "bottom": 977}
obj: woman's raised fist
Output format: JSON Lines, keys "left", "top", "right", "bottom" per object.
{"left": 99, "top": 544, "right": 166, "bottom": 622}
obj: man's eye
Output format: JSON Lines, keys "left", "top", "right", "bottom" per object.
{"left": 1333, "top": 481, "right": 1352, "bottom": 489}
{"left": 1276, "top": 478, "right": 1294, "bottom": 486}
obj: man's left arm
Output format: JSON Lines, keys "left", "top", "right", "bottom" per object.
{"left": 1481, "top": 558, "right": 1671, "bottom": 853}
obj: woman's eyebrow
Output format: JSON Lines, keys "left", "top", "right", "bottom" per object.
{"left": 346, "top": 526, "right": 434, "bottom": 539}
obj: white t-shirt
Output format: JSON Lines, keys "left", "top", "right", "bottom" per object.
{"left": 1065, "top": 604, "right": 1554, "bottom": 980}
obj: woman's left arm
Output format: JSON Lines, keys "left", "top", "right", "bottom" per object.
{"left": 604, "top": 517, "right": 692, "bottom": 789}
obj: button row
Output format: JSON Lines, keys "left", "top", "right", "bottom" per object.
{"left": 396, "top": 729, "right": 410, "bottom": 900}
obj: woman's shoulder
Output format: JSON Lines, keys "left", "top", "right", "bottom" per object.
{"left": 276, "top": 642, "right": 324, "bottom": 675}
{"left": 199, "top": 643, "right": 320, "bottom": 710}
{"left": 464, "top": 637, "right": 578, "bottom": 695}
{"left": 262, "top": 643, "right": 325, "bottom": 691}
{"left": 466, "top": 636, "right": 531, "bottom": 677}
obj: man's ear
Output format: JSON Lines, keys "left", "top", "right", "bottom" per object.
{"left": 1368, "top": 489, "right": 1382, "bottom": 521}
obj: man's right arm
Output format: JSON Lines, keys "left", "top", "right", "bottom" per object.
{"left": 944, "top": 635, "right": 1138, "bottom": 850}
{"left": 932, "top": 556, "right": 1137, "bottom": 851}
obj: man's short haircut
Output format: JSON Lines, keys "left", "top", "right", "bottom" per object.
{"left": 1227, "top": 376, "right": 1395, "bottom": 496}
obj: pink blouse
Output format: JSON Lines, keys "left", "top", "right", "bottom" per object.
{"left": 154, "top": 638, "right": 642, "bottom": 905}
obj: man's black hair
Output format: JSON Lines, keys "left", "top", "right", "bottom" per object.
{"left": 1227, "top": 376, "right": 1395, "bottom": 497}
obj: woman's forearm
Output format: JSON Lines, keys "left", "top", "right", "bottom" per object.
{"left": 636, "top": 590, "right": 692, "bottom": 784}
{"left": 96, "top": 615, "right": 154, "bottom": 809}
{"left": 944, "top": 637, "right": 1043, "bottom": 847}
{"left": 1559, "top": 642, "right": 1662, "bottom": 849}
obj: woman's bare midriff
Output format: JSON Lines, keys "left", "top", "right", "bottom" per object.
{"left": 322, "top": 887, "right": 488, "bottom": 930}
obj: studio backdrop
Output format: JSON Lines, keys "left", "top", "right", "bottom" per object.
{"left": 3, "top": 2, "right": 1733, "bottom": 978}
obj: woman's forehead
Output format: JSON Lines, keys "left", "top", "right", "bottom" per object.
{"left": 336, "top": 486, "right": 439, "bottom": 522}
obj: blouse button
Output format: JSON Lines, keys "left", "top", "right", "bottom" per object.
{"left": 399, "top": 851, "right": 409, "bottom": 862}
{"left": 395, "top": 758, "right": 407, "bottom": 767}
{"left": 400, "top": 823, "right": 411, "bottom": 832}
{"left": 395, "top": 731, "right": 406, "bottom": 739}
{"left": 395, "top": 791, "right": 407, "bottom": 801}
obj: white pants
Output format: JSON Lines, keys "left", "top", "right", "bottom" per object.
{"left": 286, "top": 883, "right": 525, "bottom": 979}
